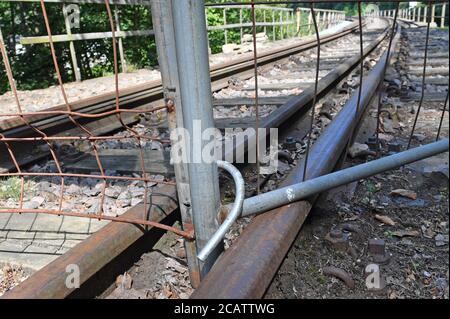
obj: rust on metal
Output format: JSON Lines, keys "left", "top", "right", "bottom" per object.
{"left": 302, "top": 2, "right": 321, "bottom": 182}
{"left": 322, "top": 266, "right": 355, "bottom": 289}
{"left": 1, "top": 184, "right": 179, "bottom": 299}
{"left": 192, "top": 201, "right": 312, "bottom": 299}
{"left": 166, "top": 99, "right": 176, "bottom": 113}
{"left": 0, "top": 0, "right": 185, "bottom": 236}
{"left": 192, "top": 21, "right": 401, "bottom": 299}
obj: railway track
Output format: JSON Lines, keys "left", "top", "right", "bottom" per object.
{"left": 4, "top": 17, "right": 443, "bottom": 299}
{"left": 398, "top": 27, "right": 449, "bottom": 102}
{"left": 0, "top": 21, "right": 364, "bottom": 173}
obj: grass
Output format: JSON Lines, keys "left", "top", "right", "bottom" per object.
{"left": 0, "top": 177, "right": 33, "bottom": 201}
{"left": 384, "top": 230, "right": 394, "bottom": 239}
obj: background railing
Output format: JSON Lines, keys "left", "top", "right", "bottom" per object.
{"left": 374, "top": 3, "right": 448, "bottom": 27}
{"left": 0, "top": 1, "right": 345, "bottom": 84}
{"left": 205, "top": 5, "right": 345, "bottom": 48}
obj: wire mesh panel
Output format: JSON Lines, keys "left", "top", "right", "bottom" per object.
{"left": 0, "top": 0, "right": 192, "bottom": 239}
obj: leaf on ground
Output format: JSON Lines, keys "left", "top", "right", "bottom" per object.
{"left": 392, "top": 229, "right": 421, "bottom": 238}
{"left": 374, "top": 214, "right": 396, "bottom": 226}
{"left": 390, "top": 189, "right": 417, "bottom": 200}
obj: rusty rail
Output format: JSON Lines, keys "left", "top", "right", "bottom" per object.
{"left": 191, "top": 22, "right": 402, "bottom": 300}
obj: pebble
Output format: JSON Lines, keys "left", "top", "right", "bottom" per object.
{"left": 320, "top": 116, "right": 332, "bottom": 127}
{"left": 105, "top": 170, "right": 118, "bottom": 176}
{"left": 348, "top": 143, "right": 374, "bottom": 158}
{"left": 131, "top": 198, "right": 142, "bottom": 206}
{"left": 30, "top": 196, "right": 45, "bottom": 207}
{"left": 66, "top": 184, "right": 80, "bottom": 195}
{"left": 412, "top": 133, "right": 426, "bottom": 141}
{"left": 62, "top": 201, "right": 77, "bottom": 212}
{"left": 41, "top": 191, "right": 58, "bottom": 202}
{"left": 84, "top": 187, "right": 101, "bottom": 197}
{"left": 116, "top": 191, "right": 132, "bottom": 208}
{"left": 105, "top": 186, "right": 122, "bottom": 198}
{"left": 36, "top": 181, "right": 52, "bottom": 192}
{"left": 23, "top": 201, "right": 40, "bottom": 210}
{"left": 83, "top": 197, "right": 97, "bottom": 208}
{"left": 87, "top": 202, "right": 101, "bottom": 214}
{"left": 435, "top": 234, "right": 449, "bottom": 247}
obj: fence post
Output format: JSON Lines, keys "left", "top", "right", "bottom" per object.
{"left": 280, "top": 10, "right": 283, "bottom": 40}
{"left": 223, "top": 8, "right": 228, "bottom": 45}
{"left": 239, "top": 8, "right": 243, "bottom": 44}
{"left": 287, "top": 11, "right": 291, "bottom": 38}
{"left": 296, "top": 8, "right": 301, "bottom": 33}
{"left": 272, "top": 10, "right": 276, "bottom": 41}
{"left": 441, "top": 3, "right": 446, "bottom": 28}
{"left": 280, "top": 11, "right": 284, "bottom": 40}
{"left": 412, "top": 7, "right": 416, "bottom": 21}
{"left": 423, "top": 5, "right": 428, "bottom": 23}
{"left": 316, "top": 11, "right": 321, "bottom": 31}
{"left": 171, "top": 0, "right": 222, "bottom": 277}
{"left": 263, "top": 10, "right": 267, "bottom": 35}
{"left": 204, "top": 8, "right": 211, "bottom": 54}
{"left": 63, "top": 4, "right": 81, "bottom": 82}
{"left": 0, "top": 27, "right": 11, "bottom": 69}
{"left": 308, "top": 10, "right": 312, "bottom": 34}
{"left": 114, "top": 6, "right": 127, "bottom": 73}
{"left": 150, "top": 0, "right": 202, "bottom": 287}
{"left": 417, "top": 7, "right": 421, "bottom": 22}
{"left": 431, "top": 4, "right": 436, "bottom": 25}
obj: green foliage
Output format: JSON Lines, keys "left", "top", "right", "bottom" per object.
{"left": 0, "top": 177, "right": 27, "bottom": 201}
{"left": 0, "top": 1, "right": 377, "bottom": 94}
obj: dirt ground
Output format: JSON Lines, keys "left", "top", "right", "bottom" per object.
{"left": 265, "top": 98, "right": 449, "bottom": 299}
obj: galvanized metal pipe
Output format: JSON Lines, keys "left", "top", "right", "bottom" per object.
{"left": 239, "top": 139, "right": 448, "bottom": 217}
{"left": 171, "top": 0, "right": 221, "bottom": 277}
{"left": 198, "top": 161, "right": 245, "bottom": 262}
{"left": 150, "top": 0, "right": 201, "bottom": 286}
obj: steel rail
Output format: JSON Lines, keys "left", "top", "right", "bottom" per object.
{"left": 0, "top": 21, "right": 365, "bottom": 174}
{"left": 1, "top": 21, "right": 362, "bottom": 138}
{"left": 191, "top": 24, "right": 402, "bottom": 299}
{"left": 224, "top": 23, "right": 390, "bottom": 162}
{"left": 1, "top": 20, "right": 389, "bottom": 299}
{"left": 1, "top": 184, "right": 179, "bottom": 299}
